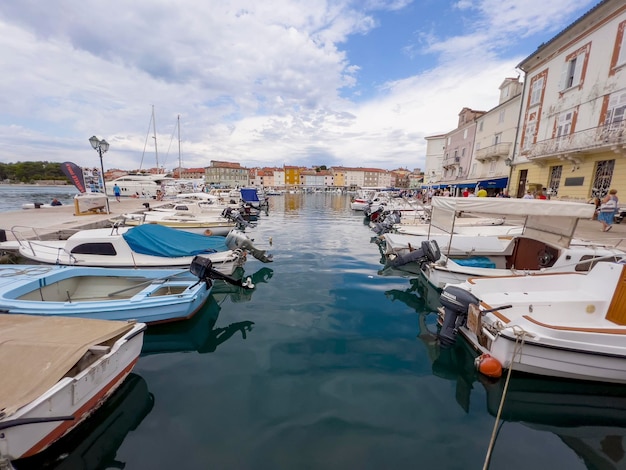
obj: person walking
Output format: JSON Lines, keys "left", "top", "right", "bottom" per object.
{"left": 598, "top": 189, "right": 619, "bottom": 232}
{"left": 113, "top": 183, "right": 121, "bottom": 202}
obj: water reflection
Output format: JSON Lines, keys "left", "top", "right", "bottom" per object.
{"left": 13, "top": 373, "right": 153, "bottom": 470}
{"left": 141, "top": 267, "right": 272, "bottom": 355}
{"left": 428, "top": 331, "right": 626, "bottom": 469}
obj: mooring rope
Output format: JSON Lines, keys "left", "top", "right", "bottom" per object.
{"left": 482, "top": 326, "right": 528, "bottom": 470}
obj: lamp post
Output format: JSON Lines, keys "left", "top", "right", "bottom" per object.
{"left": 89, "top": 135, "right": 110, "bottom": 214}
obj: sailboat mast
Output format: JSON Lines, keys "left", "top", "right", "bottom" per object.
{"left": 152, "top": 105, "right": 159, "bottom": 172}
{"left": 177, "top": 114, "right": 182, "bottom": 175}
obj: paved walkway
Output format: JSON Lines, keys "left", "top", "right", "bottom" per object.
{"left": 1, "top": 198, "right": 157, "bottom": 241}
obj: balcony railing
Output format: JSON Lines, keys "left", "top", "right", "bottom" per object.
{"left": 525, "top": 121, "right": 626, "bottom": 160}
{"left": 475, "top": 142, "right": 511, "bottom": 161}
{"left": 442, "top": 156, "right": 460, "bottom": 168}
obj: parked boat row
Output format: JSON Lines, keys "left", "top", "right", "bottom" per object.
{"left": 369, "top": 196, "right": 626, "bottom": 385}
{"left": 0, "top": 192, "right": 274, "bottom": 467}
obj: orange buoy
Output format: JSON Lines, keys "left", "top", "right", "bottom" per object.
{"left": 475, "top": 354, "right": 503, "bottom": 378}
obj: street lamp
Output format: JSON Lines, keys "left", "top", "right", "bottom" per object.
{"left": 89, "top": 135, "right": 110, "bottom": 214}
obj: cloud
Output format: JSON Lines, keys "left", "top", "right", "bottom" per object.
{"left": 0, "top": 0, "right": 598, "bottom": 172}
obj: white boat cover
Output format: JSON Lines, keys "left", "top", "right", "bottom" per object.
{"left": 0, "top": 314, "right": 136, "bottom": 418}
{"left": 430, "top": 196, "right": 596, "bottom": 217}
{"left": 430, "top": 197, "right": 596, "bottom": 248}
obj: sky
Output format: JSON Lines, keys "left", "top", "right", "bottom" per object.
{"left": 0, "top": 0, "right": 599, "bottom": 172}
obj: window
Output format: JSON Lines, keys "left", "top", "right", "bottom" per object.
{"left": 523, "top": 119, "right": 537, "bottom": 151}
{"left": 548, "top": 165, "right": 562, "bottom": 198}
{"left": 470, "top": 163, "right": 476, "bottom": 176}
{"left": 605, "top": 91, "right": 626, "bottom": 130}
{"left": 559, "top": 44, "right": 589, "bottom": 91}
{"left": 556, "top": 110, "right": 573, "bottom": 139}
{"left": 530, "top": 77, "right": 544, "bottom": 106}
{"left": 463, "top": 129, "right": 468, "bottom": 139}
{"left": 489, "top": 160, "right": 496, "bottom": 174}
{"left": 494, "top": 133, "right": 502, "bottom": 145}
{"left": 498, "top": 110, "right": 505, "bottom": 123}
{"left": 478, "top": 121, "right": 484, "bottom": 132}
{"left": 461, "top": 148, "right": 466, "bottom": 157}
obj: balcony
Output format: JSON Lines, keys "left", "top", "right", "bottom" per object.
{"left": 442, "top": 156, "right": 460, "bottom": 169}
{"left": 475, "top": 142, "right": 512, "bottom": 162}
{"left": 524, "top": 121, "right": 626, "bottom": 162}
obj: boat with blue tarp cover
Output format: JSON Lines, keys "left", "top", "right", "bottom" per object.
{"left": 5, "top": 224, "right": 273, "bottom": 274}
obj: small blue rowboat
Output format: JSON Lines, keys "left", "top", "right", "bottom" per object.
{"left": 0, "top": 256, "right": 253, "bottom": 325}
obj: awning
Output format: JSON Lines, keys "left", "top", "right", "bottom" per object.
{"left": 478, "top": 177, "right": 508, "bottom": 188}
{"left": 456, "top": 182, "right": 477, "bottom": 189}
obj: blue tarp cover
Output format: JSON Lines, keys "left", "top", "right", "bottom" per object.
{"left": 123, "top": 224, "right": 228, "bottom": 257}
{"left": 453, "top": 256, "right": 496, "bottom": 268}
{"left": 240, "top": 188, "right": 260, "bottom": 203}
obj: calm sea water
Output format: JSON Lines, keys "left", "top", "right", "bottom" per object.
{"left": 0, "top": 184, "right": 80, "bottom": 212}
{"left": 10, "top": 191, "right": 626, "bottom": 470}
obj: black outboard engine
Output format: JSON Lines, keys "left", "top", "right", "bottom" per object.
{"left": 387, "top": 239, "right": 441, "bottom": 268}
{"left": 438, "top": 285, "right": 480, "bottom": 346}
{"left": 372, "top": 211, "right": 402, "bottom": 235}
{"left": 190, "top": 255, "right": 214, "bottom": 288}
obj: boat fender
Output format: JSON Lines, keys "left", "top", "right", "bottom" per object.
{"left": 204, "top": 229, "right": 213, "bottom": 236}
{"left": 475, "top": 354, "right": 502, "bottom": 378}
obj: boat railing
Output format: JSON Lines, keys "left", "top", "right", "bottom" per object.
{"left": 18, "top": 239, "right": 78, "bottom": 264}
{"left": 7, "top": 225, "right": 45, "bottom": 245}
{"left": 7, "top": 225, "right": 83, "bottom": 246}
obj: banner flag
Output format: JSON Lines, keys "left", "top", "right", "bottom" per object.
{"left": 61, "top": 161, "right": 86, "bottom": 193}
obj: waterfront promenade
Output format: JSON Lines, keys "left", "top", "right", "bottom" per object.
{"left": 1, "top": 198, "right": 157, "bottom": 241}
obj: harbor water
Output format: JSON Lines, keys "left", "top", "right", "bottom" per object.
{"left": 7, "top": 189, "right": 626, "bottom": 470}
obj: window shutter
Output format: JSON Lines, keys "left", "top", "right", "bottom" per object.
{"left": 559, "top": 62, "right": 568, "bottom": 91}
{"left": 573, "top": 52, "right": 585, "bottom": 87}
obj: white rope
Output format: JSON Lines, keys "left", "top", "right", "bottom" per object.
{"left": 482, "top": 327, "right": 528, "bottom": 469}
{"left": 0, "top": 266, "right": 54, "bottom": 277}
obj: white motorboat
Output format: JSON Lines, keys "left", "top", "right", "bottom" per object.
{"left": 107, "top": 173, "right": 175, "bottom": 199}
{"left": 381, "top": 197, "right": 625, "bottom": 288}
{"left": 119, "top": 209, "right": 237, "bottom": 236}
{"left": 0, "top": 315, "right": 146, "bottom": 464}
{"left": 437, "top": 261, "right": 626, "bottom": 384}
{"left": 6, "top": 224, "right": 272, "bottom": 274}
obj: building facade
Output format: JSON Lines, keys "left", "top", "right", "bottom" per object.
{"left": 511, "top": 0, "right": 626, "bottom": 200}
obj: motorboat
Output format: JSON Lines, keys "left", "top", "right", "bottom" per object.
{"left": 380, "top": 196, "right": 625, "bottom": 288}
{"left": 0, "top": 255, "right": 251, "bottom": 324}
{"left": 240, "top": 187, "right": 267, "bottom": 209}
{"left": 118, "top": 209, "right": 238, "bottom": 236}
{"left": 6, "top": 224, "right": 272, "bottom": 274}
{"left": 107, "top": 173, "right": 175, "bottom": 199}
{"left": 0, "top": 314, "right": 146, "bottom": 464}
{"left": 437, "top": 260, "right": 626, "bottom": 384}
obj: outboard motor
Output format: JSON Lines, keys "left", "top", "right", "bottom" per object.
{"left": 438, "top": 285, "right": 480, "bottom": 346}
{"left": 225, "top": 230, "right": 273, "bottom": 263}
{"left": 190, "top": 255, "right": 255, "bottom": 289}
{"left": 189, "top": 255, "right": 214, "bottom": 288}
{"left": 372, "top": 211, "right": 402, "bottom": 235}
{"left": 387, "top": 239, "right": 441, "bottom": 268}
{"left": 222, "top": 207, "right": 256, "bottom": 228}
